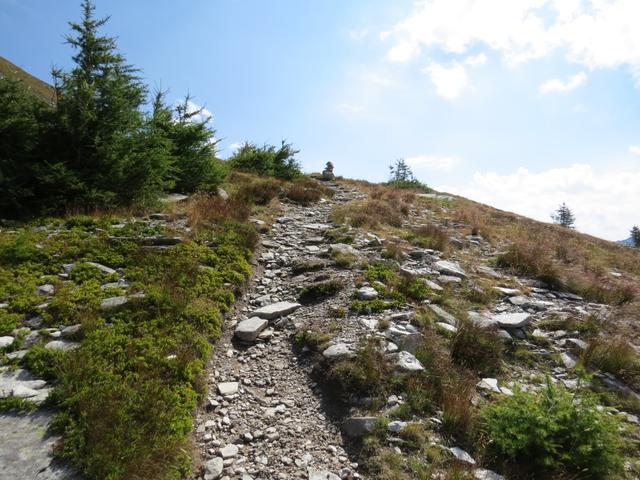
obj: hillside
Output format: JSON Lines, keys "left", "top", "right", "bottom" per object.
{"left": 2, "top": 174, "right": 639, "bottom": 480}
{"left": 0, "top": 56, "right": 55, "bottom": 104}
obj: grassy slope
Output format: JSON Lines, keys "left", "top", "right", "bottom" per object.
{"left": 0, "top": 56, "right": 55, "bottom": 104}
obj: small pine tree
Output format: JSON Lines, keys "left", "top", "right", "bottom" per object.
{"left": 551, "top": 202, "right": 576, "bottom": 228}
{"left": 387, "top": 158, "right": 428, "bottom": 189}
{"left": 631, "top": 226, "right": 640, "bottom": 247}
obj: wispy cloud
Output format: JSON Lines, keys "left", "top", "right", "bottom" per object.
{"left": 629, "top": 145, "right": 640, "bottom": 155}
{"left": 422, "top": 62, "right": 469, "bottom": 100}
{"left": 539, "top": 72, "right": 587, "bottom": 94}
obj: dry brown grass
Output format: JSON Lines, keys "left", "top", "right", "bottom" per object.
{"left": 284, "top": 177, "right": 334, "bottom": 204}
{"left": 407, "top": 224, "right": 450, "bottom": 252}
{"left": 182, "top": 193, "right": 250, "bottom": 234}
{"left": 330, "top": 186, "right": 414, "bottom": 230}
{"left": 583, "top": 336, "right": 640, "bottom": 389}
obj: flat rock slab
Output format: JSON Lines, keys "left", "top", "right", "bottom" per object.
{"left": 0, "top": 410, "right": 74, "bottom": 479}
{"left": 342, "top": 416, "right": 377, "bottom": 437}
{"left": 1, "top": 368, "right": 50, "bottom": 403}
{"left": 235, "top": 317, "right": 269, "bottom": 342}
{"left": 250, "top": 301, "right": 301, "bottom": 320}
{"left": 100, "top": 296, "right": 129, "bottom": 310}
{"left": 428, "top": 304, "right": 458, "bottom": 326}
{"left": 44, "top": 340, "right": 79, "bottom": 352}
{"left": 434, "top": 260, "right": 466, "bottom": 278}
{"left": 492, "top": 312, "right": 531, "bottom": 329}
{"left": 322, "top": 344, "right": 354, "bottom": 361}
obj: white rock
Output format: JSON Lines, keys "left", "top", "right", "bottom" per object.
{"left": 561, "top": 352, "right": 577, "bottom": 369}
{"left": 85, "top": 262, "right": 117, "bottom": 275}
{"left": 37, "top": 284, "right": 55, "bottom": 296}
{"left": 493, "top": 287, "right": 521, "bottom": 296}
{"left": 477, "top": 378, "right": 501, "bottom": 394}
{"left": 44, "top": 340, "right": 79, "bottom": 351}
{"left": 428, "top": 304, "right": 457, "bottom": 326}
{"left": 0, "top": 336, "right": 14, "bottom": 348}
{"left": 436, "top": 322, "right": 457, "bottom": 334}
{"left": 217, "top": 382, "right": 239, "bottom": 396}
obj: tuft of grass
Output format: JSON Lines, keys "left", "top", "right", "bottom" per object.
{"left": 450, "top": 320, "right": 504, "bottom": 376}
{"left": 294, "top": 329, "right": 333, "bottom": 352}
{"left": 330, "top": 249, "right": 359, "bottom": 268}
{"left": 284, "top": 177, "right": 334, "bottom": 205}
{"left": 232, "top": 176, "right": 281, "bottom": 206}
{"left": 496, "top": 237, "right": 563, "bottom": 290}
{"left": 582, "top": 337, "right": 640, "bottom": 389}
{"left": 406, "top": 224, "right": 450, "bottom": 252}
{"left": 298, "top": 278, "right": 344, "bottom": 304}
{"left": 0, "top": 396, "right": 38, "bottom": 412}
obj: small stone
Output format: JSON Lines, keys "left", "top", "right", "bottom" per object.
{"left": 204, "top": 457, "right": 224, "bottom": 480}
{"left": 37, "top": 284, "right": 55, "bottom": 296}
{"left": 434, "top": 260, "right": 466, "bottom": 278}
{"left": 307, "top": 468, "right": 340, "bottom": 480}
{"left": 357, "top": 286, "right": 378, "bottom": 300}
{"left": 218, "top": 382, "right": 239, "bottom": 396}
{"left": 396, "top": 351, "right": 424, "bottom": 372}
{"left": 492, "top": 312, "right": 531, "bottom": 329}
{"left": 100, "top": 296, "right": 129, "bottom": 310}
{"left": 220, "top": 444, "right": 239, "bottom": 459}
{"left": 387, "top": 421, "right": 407, "bottom": 433}
{"left": 450, "top": 446, "right": 476, "bottom": 464}
{"left": 322, "top": 344, "right": 354, "bottom": 361}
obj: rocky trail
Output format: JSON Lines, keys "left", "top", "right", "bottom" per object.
{"left": 193, "top": 183, "right": 366, "bottom": 480}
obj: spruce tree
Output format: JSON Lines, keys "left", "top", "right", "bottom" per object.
{"left": 631, "top": 226, "right": 640, "bottom": 247}
{"left": 551, "top": 203, "right": 576, "bottom": 228}
{"left": 50, "top": 0, "right": 171, "bottom": 207}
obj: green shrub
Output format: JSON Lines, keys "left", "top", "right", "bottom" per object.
{"left": 22, "top": 344, "right": 67, "bottom": 381}
{"left": 450, "top": 321, "right": 503, "bottom": 376}
{"left": 0, "top": 397, "right": 38, "bottom": 412}
{"left": 0, "top": 309, "right": 21, "bottom": 335}
{"left": 327, "top": 340, "right": 390, "bottom": 398}
{"left": 482, "top": 381, "right": 623, "bottom": 478}
{"left": 229, "top": 141, "right": 301, "bottom": 180}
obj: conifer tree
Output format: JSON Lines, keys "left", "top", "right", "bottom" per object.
{"left": 551, "top": 202, "right": 576, "bottom": 228}
{"left": 631, "top": 226, "right": 640, "bottom": 247}
{"left": 49, "top": 0, "right": 172, "bottom": 207}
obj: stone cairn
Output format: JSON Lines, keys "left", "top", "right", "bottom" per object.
{"left": 321, "top": 161, "right": 335, "bottom": 181}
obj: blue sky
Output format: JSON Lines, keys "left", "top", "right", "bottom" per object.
{"left": 1, "top": 0, "right": 639, "bottom": 240}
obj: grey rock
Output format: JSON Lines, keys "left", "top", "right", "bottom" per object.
{"left": 428, "top": 304, "right": 458, "bottom": 326}
{"left": 384, "top": 323, "right": 422, "bottom": 353}
{"left": 60, "top": 324, "right": 82, "bottom": 338}
{"left": 387, "top": 420, "right": 407, "bottom": 433}
{"left": 85, "top": 261, "right": 117, "bottom": 275}
{"left": 449, "top": 446, "right": 476, "bottom": 464}
{"left": 474, "top": 469, "right": 505, "bottom": 480}
{"left": 44, "top": 340, "right": 79, "bottom": 351}
{"left": 217, "top": 187, "right": 229, "bottom": 200}
{"left": 250, "top": 301, "right": 301, "bottom": 319}
{"left": 235, "top": 317, "right": 269, "bottom": 342}
{"left": 396, "top": 351, "right": 424, "bottom": 372}
{"left": 100, "top": 296, "right": 129, "bottom": 310}
{"left": 357, "top": 286, "right": 379, "bottom": 300}
{"left": 342, "top": 416, "right": 377, "bottom": 437}
{"left": 204, "top": 457, "right": 224, "bottom": 480}
{"left": 37, "top": 284, "right": 55, "bottom": 296}
{"left": 424, "top": 279, "right": 443, "bottom": 291}
{"left": 438, "top": 275, "right": 462, "bottom": 284}
{"left": 493, "top": 287, "right": 521, "bottom": 296}
{"left": 0, "top": 336, "right": 14, "bottom": 348}
{"left": 436, "top": 322, "right": 457, "bottom": 334}
{"left": 477, "top": 265, "right": 502, "bottom": 279}
{"left": 219, "top": 443, "right": 239, "bottom": 458}
{"left": 434, "top": 260, "right": 466, "bottom": 278}
{"left": 322, "top": 344, "right": 354, "bottom": 361}
{"left": 492, "top": 312, "right": 531, "bottom": 329}
{"left": 308, "top": 468, "right": 340, "bottom": 480}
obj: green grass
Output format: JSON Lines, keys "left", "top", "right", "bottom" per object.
{"left": 0, "top": 396, "right": 38, "bottom": 412}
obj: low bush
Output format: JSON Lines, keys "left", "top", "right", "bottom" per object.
{"left": 482, "top": 381, "right": 623, "bottom": 478}
{"left": 450, "top": 320, "right": 503, "bottom": 376}
{"left": 233, "top": 177, "right": 281, "bottom": 206}
{"left": 22, "top": 344, "right": 67, "bottom": 381}
{"left": 0, "top": 396, "right": 38, "bottom": 412}
{"left": 229, "top": 141, "right": 301, "bottom": 180}
{"left": 0, "top": 309, "right": 21, "bottom": 335}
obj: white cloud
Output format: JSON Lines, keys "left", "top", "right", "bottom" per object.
{"left": 423, "top": 62, "right": 469, "bottom": 100}
{"left": 438, "top": 163, "right": 640, "bottom": 240}
{"left": 228, "top": 142, "right": 242, "bottom": 153}
{"left": 386, "top": 41, "right": 421, "bottom": 63}
{"left": 383, "top": 0, "right": 640, "bottom": 81}
{"left": 629, "top": 145, "right": 640, "bottom": 155}
{"left": 406, "top": 154, "right": 460, "bottom": 171}
{"left": 464, "top": 53, "right": 488, "bottom": 66}
{"left": 539, "top": 71, "right": 587, "bottom": 93}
